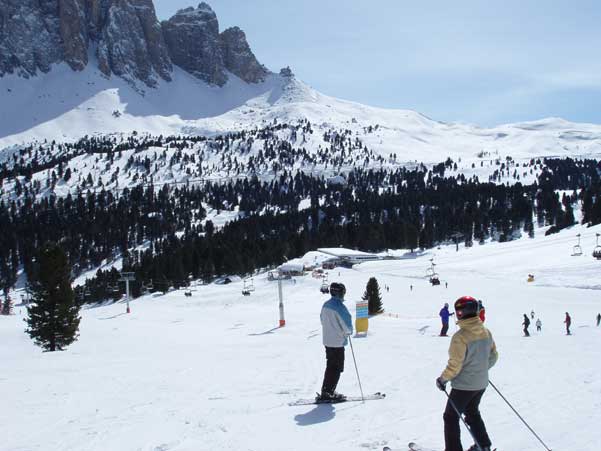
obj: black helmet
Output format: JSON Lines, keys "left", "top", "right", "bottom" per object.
{"left": 454, "top": 296, "right": 479, "bottom": 320}
{"left": 330, "top": 282, "right": 346, "bottom": 299}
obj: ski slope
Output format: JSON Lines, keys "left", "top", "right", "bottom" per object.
{"left": 2, "top": 224, "right": 601, "bottom": 451}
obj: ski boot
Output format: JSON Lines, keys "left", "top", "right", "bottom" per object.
{"left": 466, "top": 445, "right": 492, "bottom": 451}
{"left": 316, "top": 391, "right": 347, "bottom": 403}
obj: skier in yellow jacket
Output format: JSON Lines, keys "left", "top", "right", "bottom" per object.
{"left": 436, "top": 296, "right": 498, "bottom": 451}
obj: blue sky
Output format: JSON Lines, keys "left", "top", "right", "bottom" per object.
{"left": 154, "top": 1, "right": 601, "bottom": 126}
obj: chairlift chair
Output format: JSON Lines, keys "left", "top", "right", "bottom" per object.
{"left": 320, "top": 281, "right": 330, "bottom": 294}
{"left": 593, "top": 233, "right": 601, "bottom": 260}
{"left": 572, "top": 234, "right": 583, "bottom": 256}
{"left": 242, "top": 279, "right": 253, "bottom": 296}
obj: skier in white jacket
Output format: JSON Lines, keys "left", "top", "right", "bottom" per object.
{"left": 318, "top": 282, "right": 353, "bottom": 401}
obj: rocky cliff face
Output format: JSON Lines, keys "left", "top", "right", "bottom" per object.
{"left": 97, "top": 0, "right": 172, "bottom": 86}
{"left": 0, "top": 0, "right": 270, "bottom": 88}
{"left": 219, "top": 26, "right": 268, "bottom": 83}
{"left": 0, "top": 0, "right": 64, "bottom": 77}
{"left": 161, "top": 2, "right": 226, "bottom": 86}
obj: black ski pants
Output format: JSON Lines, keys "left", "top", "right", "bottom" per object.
{"left": 443, "top": 388, "right": 491, "bottom": 451}
{"left": 440, "top": 322, "right": 449, "bottom": 336}
{"left": 523, "top": 325, "right": 530, "bottom": 336}
{"left": 321, "top": 346, "right": 345, "bottom": 395}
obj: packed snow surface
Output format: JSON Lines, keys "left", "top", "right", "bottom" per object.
{"left": 2, "top": 224, "right": 601, "bottom": 451}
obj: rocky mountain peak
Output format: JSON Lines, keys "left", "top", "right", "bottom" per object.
{"left": 219, "top": 26, "right": 269, "bottom": 84}
{"left": 0, "top": 0, "right": 272, "bottom": 89}
{"left": 161, "top": 2, "right": 226, "bottom": 86}
{"left": 97, "top": 0, "right": 172, "bottom": 87}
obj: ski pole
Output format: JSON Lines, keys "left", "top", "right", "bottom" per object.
{"left": 442, "top": 388, "right": 482, "bottom": 451}
{"left": 348, "top": 336, "right": 365, "bottom": 402}
{"left": 489, "top": 380, "right": 552, "bottom": 451}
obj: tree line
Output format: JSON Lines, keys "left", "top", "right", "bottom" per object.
{"left": 0, "top": 157, "right": 600, "bottom": 305}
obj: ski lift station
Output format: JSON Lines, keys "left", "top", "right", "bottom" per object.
{"left": 277, "top": 262, "right": 305, "bottom": 277}
{"left": 318, "top": 248, "right": 382, "bottom": 269}
{"left": 214, "top": 275, "right": 242, "bottom": 285}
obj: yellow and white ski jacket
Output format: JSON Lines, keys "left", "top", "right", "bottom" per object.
{"left": 441, "top": 316, "right": 498, "bottom": 390}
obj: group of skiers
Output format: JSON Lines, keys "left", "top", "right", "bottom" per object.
{"left": 441, "top": 304, "right": 579, "bottom": 338}
{"left": 319, "top": 283, "right": 497, "bottom": 451}
{"left": 318, "top": 282, "right": 601, "bottom": 451}
{"left": 522, "top": 311, "right": 573, "bottom": 336}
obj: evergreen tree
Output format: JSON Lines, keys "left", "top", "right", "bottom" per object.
{"left": 25, "top": 243, "right": 81, "bottom": 352}
{"left": 362, "top": 277, "right": 384, "bottom": 315}
{"left": 1, "top": 296, "right": 12, "bottom": 315}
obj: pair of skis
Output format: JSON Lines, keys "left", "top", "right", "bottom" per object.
{"left": 288, "top": 392, "right": 385, "bottom": 406}
{"left": 385, "top": 443, "right": 496, "bottom": 451}
{"left": 384, "top": 444, "right": 434, "bottom": 451}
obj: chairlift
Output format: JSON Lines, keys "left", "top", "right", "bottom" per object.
{"left": 426, "top": 261, "right": 436, "bottom": 278}
{"left": 430, "top": 276, "right": 441, "bottom": 286}
{"left": 572, "top": 234, "right": 583, "bottom": 256}
{"left": 320, "top": 281, "right": 330, "bottom": 294}
{"left": 241, "top": 278, "right": 254, "bottom": 296}
{"left": 593, "top": 233, "right": 601, "bottom": 260}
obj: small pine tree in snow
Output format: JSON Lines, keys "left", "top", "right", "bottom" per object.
{"left": 25, "top": 243, "right": 80, "bottom": 352}
{"left": 2, "top": 296, "right": 12, "bottom": 315}
{"left": 363, "top": 277, "right": 383, "bottom": 315}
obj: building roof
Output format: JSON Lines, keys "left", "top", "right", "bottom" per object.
{"left": 317, "top": 248, "right": 379, "bottom": 259}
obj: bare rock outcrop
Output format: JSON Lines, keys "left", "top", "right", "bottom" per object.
{"left": 161, "top": 2, "right": 226, "bottom": 86}
{"left": 219, "top": 26, "right": 268, "bottom": 83}
{"left": 0, "top": 0, "right": 270, "bottom": 88}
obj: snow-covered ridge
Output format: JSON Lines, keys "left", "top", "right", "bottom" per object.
{"left": 2, "top": 60, "right": 601, "bottom": 165}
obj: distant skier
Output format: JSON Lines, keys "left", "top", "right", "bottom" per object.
{"left": 436, "top": 296, "right": 498, "bottom": 451}
{"left": 522, "top": 314, "right": 530, "bottom": 337}
{"left": 478, "top": 301, "right": 486, "bottom": 323}
{"left": 596, "top": 313, "right": 600, "bottom": 327}
{"left": 530, "top": 310, "right": 535, "bottom": 319}
{"left": 410, "top": 284, "right": 413, "bottom": 291}
{"left": 318, "top": 282, "right": 353, "bottom": 402}
{"left": 445, "top": 281, "right": 448, "bottom": 289}
{"left": 439, "top": 303, "right": 454, "bottom": 336}
{"left": 536, "top": 318, "right": 542, "bottom": 332}
{"left": 564, "top": 312, "right": 572, "bottom": 335}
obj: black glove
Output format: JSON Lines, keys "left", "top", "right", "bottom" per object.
{"left": 436, "top": 377, "right": 447, "bottom": 391}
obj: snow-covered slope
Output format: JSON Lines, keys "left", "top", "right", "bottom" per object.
{"left": 2, "top": 222, "right": 600, "bottom": 451}
{"left": 3, "top": 63, "right": 601, "bottom": 164}
{"left": 0, "top": 62, "right": 291, "bottom": 148}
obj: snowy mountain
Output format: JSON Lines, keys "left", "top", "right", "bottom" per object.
{"left": 3, "top": 57, "right": 601, "bottom": 165}
{"left": 3, "top": 2, "right": 601, "bottom": 167}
